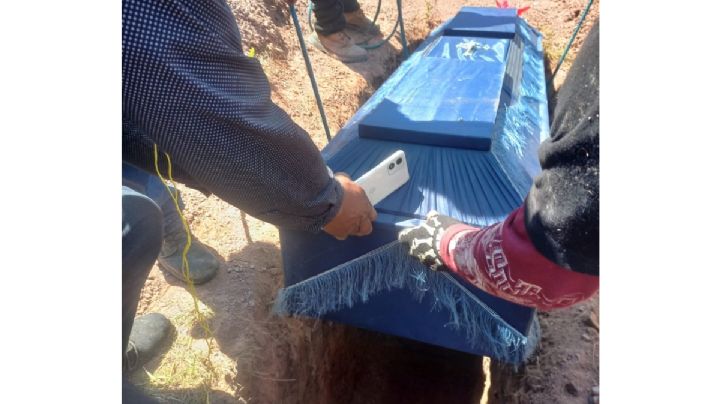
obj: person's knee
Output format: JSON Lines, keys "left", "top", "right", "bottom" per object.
{"left": 122, "top": 163, "right": 151, "bottom": 193}
{"left": 122, "top": 163, "right": 176, "bottom": 212}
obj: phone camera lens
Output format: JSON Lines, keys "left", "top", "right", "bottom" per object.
{"left": 396, "top": 158, "right": 403, "bottom": 165}
{"left": 389, "top": 163, "right": 395, "bottom": 170}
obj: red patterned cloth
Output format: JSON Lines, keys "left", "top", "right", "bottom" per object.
{"left": 439, "top": 206, "right": 598, "bottom": 311}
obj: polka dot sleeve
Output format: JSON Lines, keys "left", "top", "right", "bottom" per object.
{"left": 122, "top": 0, "right": 342, "bottom": 232}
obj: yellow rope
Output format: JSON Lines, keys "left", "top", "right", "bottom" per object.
{"left": 153, "top": 144, "right": 215, "bottom": 351}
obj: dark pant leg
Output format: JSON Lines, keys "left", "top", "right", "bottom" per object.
{"left": 341, "top": 0, "right": 360, "bottom": 12}
{"left": 123, "top": 379, "right": 159, "bottom": 404}
{"left": 312, "top": 0, "right": 358, "bottom": 35}
{"left": 122, "top": 163, "right": 185, "bottom": 237}
{"left": 122, "top": 186, "right": 163, "bottom": 353}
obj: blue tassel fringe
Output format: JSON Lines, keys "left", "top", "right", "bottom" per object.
{"left": 274, "top": 241, "right": 540, "bottom": 364}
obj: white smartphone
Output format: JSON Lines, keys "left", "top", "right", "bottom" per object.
{"left": 355, "top": 150, "right": 410, "bottom": 206}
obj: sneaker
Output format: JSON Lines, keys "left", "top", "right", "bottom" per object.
{"left": 309, "top": 30, "right": 368, "bottom": 63}
{"left": 344, "top": 9, "right": 381, "bottom": 36}
{"left": 124, "top": 313, "right": 173, "bottom": 373}
{"left": 158, "top": 231, "right": 219, "bottom": 285}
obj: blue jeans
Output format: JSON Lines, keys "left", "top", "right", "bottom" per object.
{"left": 122, "top": 163, "right": 185, "bottom": 238}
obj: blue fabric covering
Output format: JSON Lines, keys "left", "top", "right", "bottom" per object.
{"left": 358, "top": 41, "right": 507, "bottom": 150}
{"left": 276, "top": 8, "right": 550, "bottom": 364}
{"left": 358, "top": 17, "right": 521, "bottom": 151}
{"left": 443, "top": 7, "right": 518, "bottom": 38}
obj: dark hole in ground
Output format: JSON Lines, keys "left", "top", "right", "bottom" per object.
{"left": 243, "top": 320, "right": 489, "bottom": 404}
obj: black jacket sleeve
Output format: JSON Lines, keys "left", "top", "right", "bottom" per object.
{"left": 524, "top": 21, "right": 599, "bottom": 276}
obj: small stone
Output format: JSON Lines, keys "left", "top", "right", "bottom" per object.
{"left": 582, "top": 333, "right": 592, "bottom": 342}
{"left": 584, "top": 311, "right": 600, "bottom": 330}
{"left": 565, "top": 383, "right": 579, "bottom": 396}
{"left": 592, "top": 386, "right": 599, "bottom": 395}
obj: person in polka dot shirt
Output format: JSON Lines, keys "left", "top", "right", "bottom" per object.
{"left": 123, "top": 0, "right": 376, "bottom": 239}
{"left": 122, "top": 1, "right": 376, "bottom": 399}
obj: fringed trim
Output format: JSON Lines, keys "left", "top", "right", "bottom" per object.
{"left": 274, "top": 241, "right": 540, "bottom": 364}
{"left": 491, "top": 18, "right": 549, "bottom": 199}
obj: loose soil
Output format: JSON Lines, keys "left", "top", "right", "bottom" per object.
{"left": 129, "top": 1, "right": 600, "bottom": 403}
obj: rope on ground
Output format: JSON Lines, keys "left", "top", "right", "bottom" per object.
{"left": 552, "top": 0, "right": 594, "bottom": 80}
{"left": 290, "top": 4, "right": 332, "bottom": 142}
{"left": 153, "top": 144, "right": 216, "bottom": 351}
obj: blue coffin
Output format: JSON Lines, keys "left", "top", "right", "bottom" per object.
{"left": 275, "top": 8, "right": 550, "bottom": 364}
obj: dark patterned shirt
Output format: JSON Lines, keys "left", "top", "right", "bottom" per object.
{"left": 122, "top": 0, "right": 342, "bottom": 232}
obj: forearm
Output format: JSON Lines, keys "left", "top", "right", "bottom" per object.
{"left": 402, "top": 22, "right": 600, "bottom": 309}
{"left": 130, "top": 113, "right": 343, "bottom": 231}
{"left": 438, "top": 206, "right": 598, "bottom": 311}
{"left": 122, "top": 0, "right": 342, "bottom": 232}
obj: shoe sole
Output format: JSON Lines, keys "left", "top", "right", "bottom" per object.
{"left": 308, "top": 34, "right": 369, "bottom": 63}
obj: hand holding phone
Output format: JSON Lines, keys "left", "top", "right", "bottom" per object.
{"left": 323, "top": 173, "right": 377, "bottom": 240}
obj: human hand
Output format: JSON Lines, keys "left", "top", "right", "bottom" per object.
{"left": 398, "top": 211, "right": 461, "bottom": 270}
{"left": 323, "top": 173, "right": 377, "bottom": 240}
